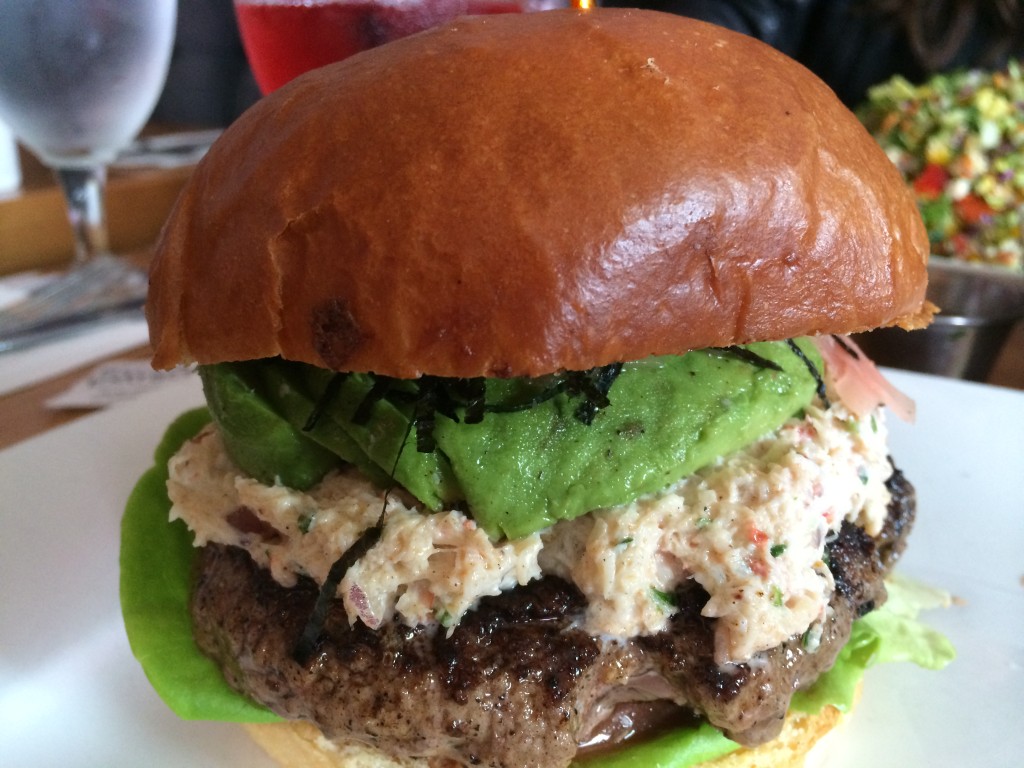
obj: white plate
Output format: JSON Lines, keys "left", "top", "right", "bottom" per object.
{"left": 1, "top": 370, "right": 1021, "bottom": 766}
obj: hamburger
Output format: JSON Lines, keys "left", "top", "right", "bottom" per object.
{"left": 121, "top": 8, "right": 946, "bottom": 768}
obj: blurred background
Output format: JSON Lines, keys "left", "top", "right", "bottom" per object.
{"left": 151, "top": 0, "right": 259, "bottom": 127}
{"left": 1, "top": 0, "right": 1022, "bottom": 387}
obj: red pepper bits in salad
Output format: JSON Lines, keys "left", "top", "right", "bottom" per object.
{"left": 858, "top": 60, "right": 1024, "bottom": 271}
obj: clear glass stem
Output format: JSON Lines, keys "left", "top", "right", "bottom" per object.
{"left": 53, "top": 165, "right": 111, "bottom": 266}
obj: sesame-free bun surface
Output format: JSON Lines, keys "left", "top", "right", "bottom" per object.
{"left": 148, "top": 8, "right": 931, "bottom": 377}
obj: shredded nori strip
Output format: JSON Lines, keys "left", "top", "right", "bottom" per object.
{"left": 787, "top": 339, "right": 831, "bottom": 408}
{"left": 482, "top": 364, "right": 624, "bottom": 424}
{"left": 303, "top": 372, "right": 348, "bottom": 431}
{"left": 362, "top": 375, "right": 485, "bottom": 452}
{"left": 411, "top": 379, "right": 447, "bottom": 453}
{"left": 313, "top": 366, "right": 624, "bottom": 453}
{"left": 832, "top": 334, "right": 861, "bottom": 359}
{"left": 714, "top": 346, "right": 785, "bottom": 372}
{"left": 352, "top": 376, "right": 401, "bottom": 425}
{"left": 292, "top": 417, "right": 415, "bottom": 662}
{"left": 449, "top": 377, "right": 488, "bottom": 424}
{"left": 569, "top": 363, "right": 624, "bottom": 425}
{"left": 482, "top": 379, "right": 568, "bottom": 414}
{"left": 291, "top": 522, "right": 382, "bottom": 664}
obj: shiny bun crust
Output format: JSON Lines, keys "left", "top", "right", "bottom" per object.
{"left": 148, "top": 8, "right": 931, "bottom": 377}
{"left": 243, "top": 698, "right": 851, "bottom": 768}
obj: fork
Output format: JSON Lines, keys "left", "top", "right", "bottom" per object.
{"left": 0, "top": 254, "right": 148, "bottom": 353}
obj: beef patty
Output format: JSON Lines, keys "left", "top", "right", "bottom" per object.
{"left": 190, "top": 465, "right": 915, "bottom": 768}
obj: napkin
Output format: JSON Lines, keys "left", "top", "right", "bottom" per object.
{"left": 0, "top": 271, "right": 150, "bottom": 398}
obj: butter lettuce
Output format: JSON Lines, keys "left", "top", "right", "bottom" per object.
{"left": 120, "top": 411, "right": 954, "bottom": 760}
{"left": 785, "top": 573, "right": 955, "bottom": 718}
{"left": 120, "top": 407, "right": 282, "bottom": 723}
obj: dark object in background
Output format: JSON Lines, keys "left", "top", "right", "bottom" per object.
{"left": 855, "top": 261, "right": 1024, "bottom": 381}
{"left": 604, "top": 0, "right": 1024, "bottom": 108}
{"left": 152, "top": 0, "right": 260, "bottom": 127}
{"left": 154, "top": 0, "right": 1024, "bottom": 125}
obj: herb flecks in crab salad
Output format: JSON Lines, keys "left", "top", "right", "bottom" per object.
{"left": 164, "top": 336, "right": 910, "bottom": 665}
{"left": 859, "top": 59, "right": 1024, "bottom": 271}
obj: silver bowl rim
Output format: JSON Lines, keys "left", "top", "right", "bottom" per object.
{"left": 927, "top": 256, "right": 1024, "bottom": 288}
{"left": 926, "top": 256, "right": 1024, "bottom": 324}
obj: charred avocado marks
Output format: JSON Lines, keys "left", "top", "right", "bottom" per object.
{"left": 199, "top": 340, "right": 821, "bottom": 539}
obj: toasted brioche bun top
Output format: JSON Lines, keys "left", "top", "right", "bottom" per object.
{"left": 148, "top": 8, "right": 931, "bottom": 377}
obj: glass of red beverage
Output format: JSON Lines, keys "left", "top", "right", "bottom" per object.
{"left": 234, "top": 0, "right": 573, "bottom": 94}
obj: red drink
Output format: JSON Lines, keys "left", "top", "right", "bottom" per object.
{"left": 235, "top": 0, "right": 551, "bottom": 94}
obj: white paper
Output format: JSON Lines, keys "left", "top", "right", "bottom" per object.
{"left": 46, "top": 359, "right": 194, "bottom": 409}
{"left": 0, "top": 269, "right": 152, "bottom": 398}
{"left": 0, "top": 317, "right": 150, "bottom": 398}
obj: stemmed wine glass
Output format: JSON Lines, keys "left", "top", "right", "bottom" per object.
{"left": 233, "top": 0, "right": 577, "bottom": 95}
{"left": 0, "top": 0, "right": 177, "bottom": 349}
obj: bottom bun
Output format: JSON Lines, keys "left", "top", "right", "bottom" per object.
{"left": 704, "top": 700, "right": 851, "bottom": 768}
{"left": 242, "top": 720, "right": 434, "bottom": 768}
{"left": 242, "top": 685, "right": 859, "bottom": 768}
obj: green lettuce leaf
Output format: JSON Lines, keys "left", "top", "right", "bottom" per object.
{"left": 794, "top": 573, "right": 955, "bottom": 715}
{"left": 852, "top": 572, "right": 957, "bottom": 670}
{"left": 120, "top": 407, "right": 282, "bottom": 723}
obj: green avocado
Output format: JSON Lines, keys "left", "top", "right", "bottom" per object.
{"left": 435, "top": 342, "right": 818, "bottom": 538}
{"left": 199, "top": 340, "right": 821, "bottom": 539}
{"left": 198, "top": 364, "right": 340, "bottom": 490}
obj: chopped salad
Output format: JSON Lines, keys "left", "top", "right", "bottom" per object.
{"left": 858, "top": 60, "right": 1024, "bottom": 271}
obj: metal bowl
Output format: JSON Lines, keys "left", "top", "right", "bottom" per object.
{"left": 854, "top": 259, "right": 1024, "bottom": 382}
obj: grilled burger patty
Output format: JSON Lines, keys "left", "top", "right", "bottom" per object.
{"left": 190, "top": 467, "right": 915, "bottom": 768}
